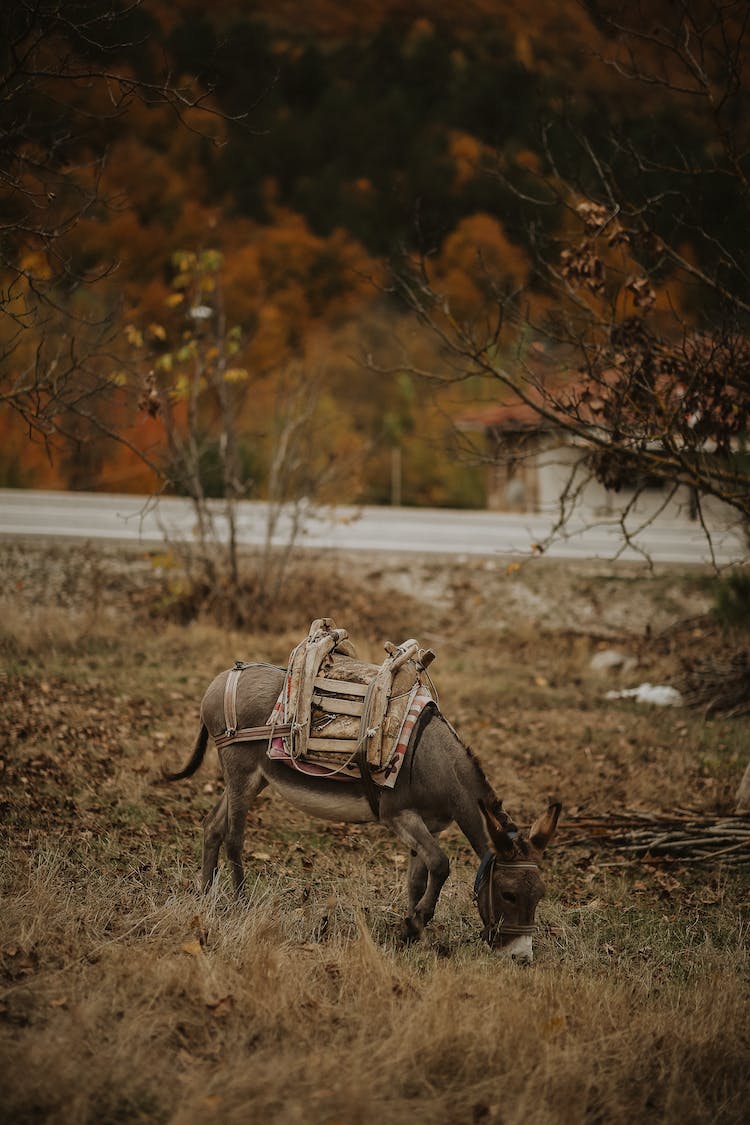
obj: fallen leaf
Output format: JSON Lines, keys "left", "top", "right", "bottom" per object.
{"left": 188, "top": 915, "right": 208, "bottom": 944}
{"left": 206, "top": 994, "right": 234, "bottom": 1019}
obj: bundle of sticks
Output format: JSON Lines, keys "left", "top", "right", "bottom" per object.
{"left": 678, "top": 648, "right": 750, "bottom": 717}
{"left": 560, "top": 809, "right": 750, "bottom": 865}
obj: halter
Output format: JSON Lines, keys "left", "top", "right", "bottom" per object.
{"left": 473, "top": 850, "right": 540, "bottom": 939}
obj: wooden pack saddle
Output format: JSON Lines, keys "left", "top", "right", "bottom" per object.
{"left": 278, "top": 618, "right": 436, "bottom": 772}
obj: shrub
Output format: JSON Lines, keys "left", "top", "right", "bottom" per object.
{"left": 713, "top": 569, "right": 750, "bottom": 630}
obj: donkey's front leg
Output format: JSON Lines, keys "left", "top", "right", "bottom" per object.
{"left": 390, "top": 811, "right": 450, "bottom": 941}
{"left": 406, "top": 849, "right": 428, "bottom": 916}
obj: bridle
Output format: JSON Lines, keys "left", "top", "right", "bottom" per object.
{"left": 473, "top": 850, "right": 540, "bottom": 941}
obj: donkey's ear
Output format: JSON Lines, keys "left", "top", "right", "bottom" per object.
{"left": 478, "top": 798, "right": 516, "bottom": 856}
{"left": 528, "top": 801, "right": 562, "bottom": 853}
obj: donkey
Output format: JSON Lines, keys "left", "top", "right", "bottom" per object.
{"left": 167, "top": 663, "right": 561, "bottom": 962}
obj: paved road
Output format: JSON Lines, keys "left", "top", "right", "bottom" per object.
{"left": 0, "top": 488, "right": 746, "bottom": 564}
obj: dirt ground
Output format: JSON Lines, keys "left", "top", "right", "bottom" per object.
{"left": 1, "top": 541, "right": 748, "bottom": 1124}
{"left": 1, "top": 538, "right": 734, "bottom": 814}
{"left": 0, "top": 536, "right": 716, "bottom": 638}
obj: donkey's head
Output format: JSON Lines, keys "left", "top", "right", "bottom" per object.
{"left": 474, "top": 799, "right": 561, "bottom": 963}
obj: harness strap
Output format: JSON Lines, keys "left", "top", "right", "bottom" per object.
{"left": 488, "top": 922, "right": 538, "bottom": 936}
{"left": 494, "top": 861, "right": 540, "bottom": 869}
{"left": 473, "top": 851, "right": 540, "bottom": 896}
{"left": 223, "top": 665, "right": 243, "bottom": 736}
{"left": 218, "top": 661, "right": 291, "bottom": 750}
{"left": 473, "top": 849, "right": 496, "bottom": 898}
{"left": 215, "top": 722, "right": 293, "bottom": 752}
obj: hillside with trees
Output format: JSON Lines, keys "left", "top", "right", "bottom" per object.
{"left": 2, "top": 0, "right": 748, "bottom": 514}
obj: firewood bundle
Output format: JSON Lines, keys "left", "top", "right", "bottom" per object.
{"left": 678, "top": 648, "right": 750, "bottom": 718}
{"left": 561, "top": 809, "right": 750, "bottom": 865}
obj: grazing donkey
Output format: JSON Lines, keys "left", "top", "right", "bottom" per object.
{"left": 167, "top": 663, "right": 561, "bottom": 961}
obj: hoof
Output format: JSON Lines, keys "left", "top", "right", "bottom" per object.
{"left": 201, "top": 870, "right": 219, "bottom": 894}
{"left": 400, "top": 914, "right": 424, "bottom": 944}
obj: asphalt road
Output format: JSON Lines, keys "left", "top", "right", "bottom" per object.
{"left": 0, "top": 488, "right": 746, "bottom": 565}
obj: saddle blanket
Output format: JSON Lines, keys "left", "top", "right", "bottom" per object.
{"left": 267, "top": 682, "right": 433, "bottom": 788}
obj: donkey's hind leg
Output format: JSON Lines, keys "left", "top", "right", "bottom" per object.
{"left": 202, "top": 752, "right": 268, "bottom": 895}
{"left": 223, "top": 752, "right": 268, "bottom": 896}
{"left": 202, "top": 790, "right": 228, "bottom": 892}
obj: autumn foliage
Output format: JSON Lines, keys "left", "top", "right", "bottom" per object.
{"left": 1, "top": 1, "right": 748, "bottom": 510}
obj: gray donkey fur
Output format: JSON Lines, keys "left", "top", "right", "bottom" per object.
{"left": 168, "top": 663, "right": 561, "bottom": 958}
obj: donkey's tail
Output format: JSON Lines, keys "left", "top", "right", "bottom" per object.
{"left": 163, "top": 724, "right": 209, "bottom": 781}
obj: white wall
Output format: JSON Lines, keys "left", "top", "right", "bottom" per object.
{"left": 492, "top": 441, "right": 742, "bottom": 535}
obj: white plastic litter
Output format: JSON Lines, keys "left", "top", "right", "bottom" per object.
{"left": 590, "top": 648, "right": 637, "bottom": 674}
{"left": 605, "top": 683, "right": 683, "bottom": 707}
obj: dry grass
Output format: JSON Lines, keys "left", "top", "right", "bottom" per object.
{"left": 1, "top": 544, "right": 748, "bottom": 1124}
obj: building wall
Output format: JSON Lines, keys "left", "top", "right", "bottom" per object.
{"left": 489, "top": 440, "right": 741, "bottom": 533}
{"left": 487, "top": 455, "right": 539, "bottom": 511}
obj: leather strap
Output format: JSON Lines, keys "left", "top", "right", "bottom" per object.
{"left": 223, "top": 666, "right": 243, "bottom": 735}
{"left": 214, "top": 722, "right": 293, "bottom": 752}
{"left": 219, "top": 661, "right": 292, "bottom": 749}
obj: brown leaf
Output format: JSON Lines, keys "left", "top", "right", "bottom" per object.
{"left": 188, "top": 915, "right": 209, "bottom": 947}
{"left": 206, "top": 994, "right": 234, "bottom": 1019}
